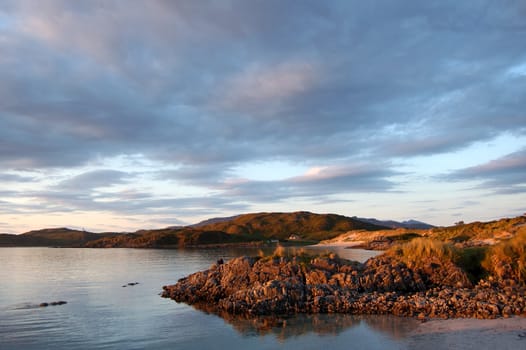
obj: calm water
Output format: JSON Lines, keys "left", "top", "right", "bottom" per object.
{"left": 0, "top": 247, "right": 418, "bottom": 349}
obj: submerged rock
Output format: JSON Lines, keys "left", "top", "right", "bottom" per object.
{"left": 39, "top": 301, "right": 67, "bottom": 307}
{"left": 122, "top": 282, "right": 140, "bottom": 287}
{"left": 162, "top": 254, "right": 523, "bottom": 319}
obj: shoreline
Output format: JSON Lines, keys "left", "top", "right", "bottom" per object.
{"left": 313, "top": 240, "right": 366, "bottom": 248}
{"left": 406, "top": 316, "right": 526, "bottom": 349}
{"left": 163, "top": 253, "right": 526, "bottom": 319}
{"left": 413, "top": 316, "right": 526, "bottom": 334}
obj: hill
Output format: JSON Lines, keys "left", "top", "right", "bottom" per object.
{"left": 0, "top": 228, "right": 117, "bottom": 247}
{"left": 320, "top": 215, "right": 526, "bottom": 249}
{"left": 427, "top": 216, "right": 526, "bottom": 245}
{"left": 0, "top": 212, "right": 386, "bottom": 248}
{"left": 85, "top": 227, "right": 256, "bottom": 248}
{"left": 4, "top": 213, "right": 523, "bottom": 249}
{"left": 197, "top": 211, "right": 388, "bottom": 241}
{"left": 85, "top": 212, "right": 388, "bottom": 248}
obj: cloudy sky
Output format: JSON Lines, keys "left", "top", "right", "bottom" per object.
{"left": 0, "top": 0, "right": 525, "bottom": 233}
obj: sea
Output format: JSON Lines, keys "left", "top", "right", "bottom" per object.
{"left": 0, "top": 247, "right": 420, "bottom": 349}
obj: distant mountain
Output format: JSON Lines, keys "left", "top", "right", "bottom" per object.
{"left": 197, "top": 211, "right": 388, "bottom": 241}
{"left": 355, "top": 217, "right": 435, "bottom": 230}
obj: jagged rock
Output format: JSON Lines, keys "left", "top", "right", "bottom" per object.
{"left": 162, "top": 254, "right": 525, "bottom": 319}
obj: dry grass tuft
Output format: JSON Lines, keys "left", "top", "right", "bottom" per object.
{"left": 482, "top": 230, "right": 526, "bottom": 284}
{"left": 388, "top": 238, "right": 458, "bottom": 265}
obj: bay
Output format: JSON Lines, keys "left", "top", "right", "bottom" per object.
{"left": 0, "top": 247, "right": 418, "bottom": 349}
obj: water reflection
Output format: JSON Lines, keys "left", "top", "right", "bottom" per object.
{"left": 1, "top": 247, "right": 401, "bottom": 350}
{"left": 191, "top": 302, "right": 419, "bottom": 341}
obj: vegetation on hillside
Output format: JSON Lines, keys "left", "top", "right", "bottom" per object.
{"left": 428, "top": 216, "right": 526, "bottom": 243}
{"left": 0, "top": 228, "right": 117, "bottom": 247}
{"left": 323, "top": 215, "right": 526, "bottom": 250}
{"left": 1, "top": 213, "right": 525, "bottom": 253}
{"left": 197, "top": 211, "right": 387, "bottom": 241}
{"left": 85, "top": 228, "right": 257, "bottom": 248}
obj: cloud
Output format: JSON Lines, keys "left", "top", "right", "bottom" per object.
{"left": 31, "top": 189, "right": 248, "bottom": 218}
{"left": 1, "top": 0, "right": 524, "bottom": 170}
{"left": 157, "top": 165, "right": 234, "bottom": 187}
{"left": 445, "top": 148, "right": 526, "bottom": 193}
{"left": 218, "top": 60, "right": 320, "bottom": 113}
{"left": 217, "top": 164, "right": 398, "bottom": 203}
{"left": 0, "top": 173, "right": 34, "bottom": 182}
{"left": 57, "top": 169, "right": 131, "bottom": 190}
{"left": 0, "top": 1, "right": 525, "bottom": 227}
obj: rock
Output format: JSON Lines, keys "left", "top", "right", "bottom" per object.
{"left": 39, "top": 301, "right": 67, "bottom": 307}
{"left": 161, "top": 253, "right": 525, "bottom": 319}
{"left": 123, "top": 282, "right": 139, "bottom": 287}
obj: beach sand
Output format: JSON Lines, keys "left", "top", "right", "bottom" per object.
{"left": 313, "top": 240, "right": 366, "bottom": 248}
{"left": 404, "top": 317, "right": 526, "bottom": 350}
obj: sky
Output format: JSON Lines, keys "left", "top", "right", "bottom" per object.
{"left": 0, "top": 0, "right": 525, "bottom": 233}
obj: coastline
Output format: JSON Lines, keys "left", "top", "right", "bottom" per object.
{"left": 163, "top": 252, "right": 526, "bottom": 319}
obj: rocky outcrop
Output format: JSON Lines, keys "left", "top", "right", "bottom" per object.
{"left": 162, "top": 254, "right": 524, "bottom": 319}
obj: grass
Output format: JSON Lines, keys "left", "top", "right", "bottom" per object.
{"left": 256, "top": 245, "right": 341, "bottom": 266}
{"left": 387, "top": 238, "right": 458, "bottom": 265}
{"left": 387, "top": 238, "right": 488, "bottom": 283}
{"left": 482, "top": 230, "right": 526, "bottom": 284}
{"left": 387, "top": 234, "right": 526, "bottom": 285}
{"left": 260, "top": 233, "right": 526, "bottom": 285}
{"left": 429, "top": 216, "right": 526, "bottom": 242}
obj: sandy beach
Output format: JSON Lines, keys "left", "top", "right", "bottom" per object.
{"left": 314, "top": 239, "right": 366, "bottom": 248}
{"left": 405, "top": 317, "right": 526, "bottom": 350}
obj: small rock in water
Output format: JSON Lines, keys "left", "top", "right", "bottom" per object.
{"left": 123, "top": 282, "right": 139, "bottom": 287}
{"left": 39, "top": 301, "right": 67, "bottom": 307}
